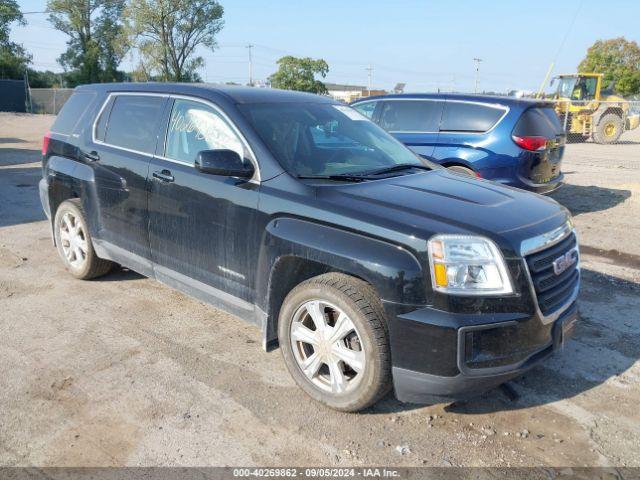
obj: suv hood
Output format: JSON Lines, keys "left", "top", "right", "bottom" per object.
{"left": 318, "top": 170, "right": 569, "bottom": 255}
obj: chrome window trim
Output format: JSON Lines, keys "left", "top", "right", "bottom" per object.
{"left": 91, "top": 91, "right": 261, "bottom": 183}
{"left": 353, "top": 97, "right": 510, "bottom": 135}
{"left": 520, "top": 222, "right": 580, "bottom": 325}
{"left": 519, "top": 220, "right": 573, "bottom": 256}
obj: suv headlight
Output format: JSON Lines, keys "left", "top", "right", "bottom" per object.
{"left": 427, "top": 235, "right": 513, "bottom": 295}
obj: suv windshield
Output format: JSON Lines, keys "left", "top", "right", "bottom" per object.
{"left": 239, "top": 102, "right": 432, "bottom": 178}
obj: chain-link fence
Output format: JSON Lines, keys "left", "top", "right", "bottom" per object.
{"left": 550, "top": 99, "right": 640, "bottom": 145}
{"left": 28, "top": 88, "right": 74, "bottom": 115}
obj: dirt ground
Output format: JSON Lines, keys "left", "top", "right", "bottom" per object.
{"left": 1, "top": 112, "right": 639, "bottom": 467}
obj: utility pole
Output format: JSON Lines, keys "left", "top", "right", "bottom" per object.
{"left": 246, "top": 44, "right": 254, "bottom": 86}
{"left": 365, "top": 64, "right": 373, "bottom": 95}
{"left": 473, "top": 58, "right": 482, "bottom": 93}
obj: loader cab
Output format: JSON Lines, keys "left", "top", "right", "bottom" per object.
{"left": 553, "top": 74, "right": 602, "bottom": 102}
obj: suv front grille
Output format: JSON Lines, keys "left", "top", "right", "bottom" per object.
{"left": 525, "top": 232, "right": 579, "bottom": 315}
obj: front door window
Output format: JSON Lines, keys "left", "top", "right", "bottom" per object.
{"left": 165, "top": 99, "right": 246, "bottom": 163}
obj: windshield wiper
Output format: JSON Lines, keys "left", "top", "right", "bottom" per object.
{"left": 296, "top": 164, "right": 431, "bottom": 182}
{"left": 360, "top": 163, "right": 432, "bottom": 176}
{"left": 297, "top": 174, "right": 371, "bottom": 182}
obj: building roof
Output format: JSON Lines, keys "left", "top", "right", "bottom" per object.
{"left": 324, "top": 83, "right": 367, "bottom": 92}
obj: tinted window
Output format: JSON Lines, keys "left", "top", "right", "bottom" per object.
{"left": 513, "top": 107, "right": 564, "bottom": 137}
{"left": 378, "top": 100, "right": 443, "bottom": 132}
{"left": 104, "top": 95, "right": 165, "bottom": 153}
{"left": 352, "top": 101, "right": 377, "bottom": 119}
{"left": 440, "top": 102, "right": 505, "bottom": 132}
{"left": 165, "top": 98, "right": 245, "bottom": 163}
{"left": 51, "top": 91, "right": 95, "bottom": 135}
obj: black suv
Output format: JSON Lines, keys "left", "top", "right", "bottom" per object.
{"left": 40, "top": 84, "right": 580, "bottom": 412}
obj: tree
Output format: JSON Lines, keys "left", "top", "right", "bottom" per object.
{"left": 124, "top": 0, "right": 224, "bottom": 82}
{"left": 94, "top": 0, "right": 127, "bottom": 82}
{"left": 47, "top": 0, "right": 127, "bottom": 85}
{"left": 0, "top": 0, "right": 31, "bottom": 78}
{"left": 27, "top": 69, "right": 64, "bottom": 87}
{"left": 268, "top": 56, "right": 328, "bottom": 94}
{"left": 578, "top": 37, "right": 640, "bottom": 97}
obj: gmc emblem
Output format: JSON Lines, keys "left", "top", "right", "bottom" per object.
{"left": 552, "top": 250, "right": 577, "bottom": 275}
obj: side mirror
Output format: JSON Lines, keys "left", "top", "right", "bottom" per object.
{"left": 195, "top": 149, "right": 254, "bottom": 178}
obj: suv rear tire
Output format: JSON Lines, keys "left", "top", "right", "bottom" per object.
{"left": 54, "top": 199, "right": 114, "bottom": 280}
{"left": 278, "top": 273, "right": 391, "bottom": 412}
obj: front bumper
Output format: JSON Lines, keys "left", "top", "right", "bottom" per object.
{"left": 389, "top": 301, "right": 578, "bottom": 404}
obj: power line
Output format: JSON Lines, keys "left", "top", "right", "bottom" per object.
{"left": 552, "top": 0, "right": 583, "bottom": 66}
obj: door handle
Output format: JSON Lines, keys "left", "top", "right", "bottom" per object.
{"left": 152, "top": 169, "right": 174, "bottom": 183}
{"left": 83, "top": 150, "right": 100, "bottom": 162}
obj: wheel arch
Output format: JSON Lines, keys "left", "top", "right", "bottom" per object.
{"left": 256, "top": 217, "right": 426, "bottom": 350}
{"left": 440, "top": 159, "right": 476, "bottom": 171}
{"left": 46, "top": 156, "right": 99, "bottom": 244}
{"left": 594, "top": 106, "right": 625, "bottom": 125}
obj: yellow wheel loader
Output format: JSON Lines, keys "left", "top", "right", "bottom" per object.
{"left": 552, "top": 73, "right": 640, "bottom": 144}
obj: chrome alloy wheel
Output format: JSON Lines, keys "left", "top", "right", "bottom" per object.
{"left": 59, "top": 212, "right": 88, "bottom": 269}
{"left": 290, "top": 300, "right": 365, "bottom": 394}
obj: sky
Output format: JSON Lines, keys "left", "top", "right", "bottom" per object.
{"left": 10, "top": 0, "right": 640, "bottom": 93}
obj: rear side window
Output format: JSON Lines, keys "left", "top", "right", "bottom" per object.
{"left": 51, "top": 91, "right": 95, "bottom": 135}
{"left": 103, "top": 95, "right": 165, "bottom": 153}
{"left": 378, "top": 100, "right": 443, "bottom": 132}
{"left": 440, "top": 102, "right": 505, "bottom": 133}
{"left": 513, "top": 107, "right": 564, "bottom": 137}
{"left": 93, "top": 97, "right": 114, "bottom": 141}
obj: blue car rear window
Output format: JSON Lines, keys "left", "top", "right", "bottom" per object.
{"left": 513, "top": 107, "right": 564, "bottom": 137}
{"left": 440, "top": 102, "right": 505, "bottom": 133}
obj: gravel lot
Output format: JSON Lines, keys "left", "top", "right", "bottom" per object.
{"left": 1, "top": 112, "right": 639, "bottom": 467}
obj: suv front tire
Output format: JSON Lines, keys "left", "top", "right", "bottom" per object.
{"left": 278, "top": 273, "right": 391, "bottom": 412}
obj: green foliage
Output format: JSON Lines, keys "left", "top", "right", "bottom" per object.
{"left": 268, "top": 56, "right": 329, "bottom": 94}
{"left": 47, "top": 0, "right": 127, "bottom": 85}
{"left": 0, "top": 0, "right": 31, "bottom": 78}
{"left": 124, "top": 0, "right": 224, "bottom": 82}
{"left": 578, "top": 37, "right": 640, "bottom": 97}
{"left": 0, "top": 0, "right": 23, "bottom": 43}
{"left": 26, "top": 69, "right": 64, "bottom": 87}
